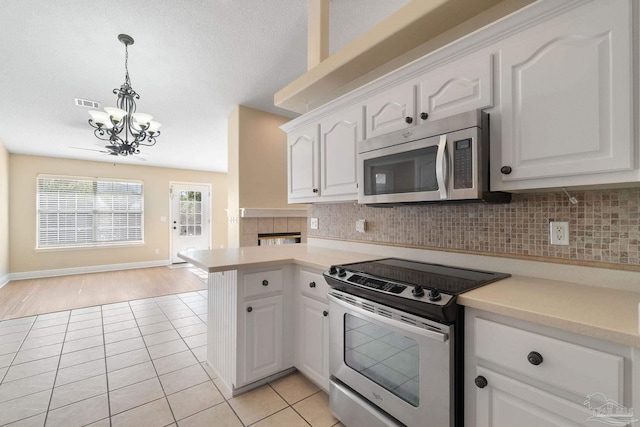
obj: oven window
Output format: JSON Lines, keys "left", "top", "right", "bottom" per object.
{"left": 363, "top": 146, "right": 438, "bottom": 196}
{"left": 344, "top": 314, "right": 419, "bottom": 406}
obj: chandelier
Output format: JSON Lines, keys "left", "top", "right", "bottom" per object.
{"left": 88, "top": 34, "right": 161, "bottom": 156}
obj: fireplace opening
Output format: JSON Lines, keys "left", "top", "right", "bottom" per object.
{"left": 258, "top": 232, "right": 302, "bottom": 246}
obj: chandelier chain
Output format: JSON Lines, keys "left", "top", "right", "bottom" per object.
{"left": 124, "top": 43, "right": 131, "bottom": 86}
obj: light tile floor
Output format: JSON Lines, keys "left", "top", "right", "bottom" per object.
{"left": 0, "top": 290, "right": 343, "bottom": 427}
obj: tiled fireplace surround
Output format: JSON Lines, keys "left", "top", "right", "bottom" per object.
{"left": 239, "top": 217, "right": 307, "bottom": 247}
{"left": 308, "top": 188, "right": 640, "bottom": 270}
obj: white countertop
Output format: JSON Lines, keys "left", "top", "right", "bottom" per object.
{"left": 459, "top": 276, "right": 640, "bottom": 348}
{"left": 178, "top": 244, "right": 379, "bottom": 273}
{"left": 179, "top": 243, "right": 640, "bottom": 348}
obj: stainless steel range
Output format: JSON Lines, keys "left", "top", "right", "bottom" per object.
{"left": 323, "top": 258, "right": 510, "bottom": 427}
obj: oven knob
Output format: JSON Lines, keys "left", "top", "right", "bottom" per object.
{"left": 428, "top": 289, "right": 442, "bottom": 301}
{"left": 338, "top": 268, "right": 347, "bottom": 277}
{"left": 329, "top": 265, "right": 337, "bottom": 275}
{"left": 411, "top": 286, "right": 425, "bottom": 297}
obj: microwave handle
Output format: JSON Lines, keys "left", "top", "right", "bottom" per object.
{"left": 435, "top": 134, "right": 448, "bottom": 199}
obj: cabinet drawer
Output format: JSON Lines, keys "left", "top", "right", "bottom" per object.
{"left": 474, "top": 318, "right": 623, "bottom": 401}
{"left": 299, "top": 269, "right": 330, "bottom": 301}
{"left": 243, "top": 269, "right": 283, "bottom": 299}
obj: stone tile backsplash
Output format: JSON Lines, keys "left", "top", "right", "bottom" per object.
{"left": 308, "top": 189, "right": 640, "bottom": 269}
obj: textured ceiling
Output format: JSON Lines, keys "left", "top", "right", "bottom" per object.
{"left": 0, "top": 0, "right": 409, "bottom": 172}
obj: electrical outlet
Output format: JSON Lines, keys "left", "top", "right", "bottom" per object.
{"left": 310, "top": 217, "right": 319, "bottom": 230}
{"left": 549, "top": 221, "right": 569, "bottom": 245}
{"left": 356, "top": 219, "right": 366, "bottom": 233}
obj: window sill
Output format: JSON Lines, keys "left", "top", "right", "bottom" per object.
{"left": 35, "top": 242, "right": 145, "bottom": 252}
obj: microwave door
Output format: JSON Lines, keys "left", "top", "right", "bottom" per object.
{"left": 359, "top": 136, "right": 444, "bottom": 204}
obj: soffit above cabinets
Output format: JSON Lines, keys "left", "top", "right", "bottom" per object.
{"left": 275, "top": 0, "right": 535, "bottom": 114}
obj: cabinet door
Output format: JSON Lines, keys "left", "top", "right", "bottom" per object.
{"left": 288, "top": 124, "right": 320, "bottom": 201}
{"left": 296, "top": 296, "right": 329, "bottom": 391}
{"left": 495, "top": 0, "right": 633, "bottom": 190}
{"left": 244, "top": 295, "right": 283, "bottom": 384}
{"left": 474, "top": 367, "right": 595, "bottom": 427}
{"left": 319, "top": 108, "right": 362, "bottom": 199}
{"left": 365, "top": 82, "right": 416, "bottom": 138}
{"left": 418, "top": 52, "right": 493, "bottom": 123}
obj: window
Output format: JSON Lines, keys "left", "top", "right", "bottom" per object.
{"left": 37, "top": 175, "right": 143, "bottom": 249}
{"left": 178, "top": 190, "right": 203, "bottom": 237}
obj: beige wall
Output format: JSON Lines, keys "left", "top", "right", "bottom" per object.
{"left": 0, "top": 141, "right": 9, "bottom": 281}
{"left": 228, "top": 105, "right": 291, "bottom": 247}
{"left": 237, "top": 106, "right": 290, "bottom": 208}
{"left": 227, "top": 107, "right": 240, "bottom": 248}
{"left": 9, "top": 154, "right": 228, "bottom": 274}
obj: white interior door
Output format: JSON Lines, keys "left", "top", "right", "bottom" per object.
{"left": 170, "top": 183, "right": 211, "bottom": 263}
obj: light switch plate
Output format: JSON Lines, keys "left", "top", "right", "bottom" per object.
{"left": 356, "top": 219, "right": 366, "bottom": 233}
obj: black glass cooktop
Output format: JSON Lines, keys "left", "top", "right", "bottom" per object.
{"left": 340, "top": 258, "right": 510, "bottom": 295}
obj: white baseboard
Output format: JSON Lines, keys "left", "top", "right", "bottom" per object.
{"left": 0, "top": 274, "right": 9, "bottom": 289}
{"left": 8, "top": 260, "right": 171, "bottom": 282}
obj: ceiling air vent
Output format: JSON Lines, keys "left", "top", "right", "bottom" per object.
{"left": 74, "top": 98, "right": 101, "bottom": 109}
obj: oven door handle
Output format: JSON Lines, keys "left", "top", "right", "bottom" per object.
{"left": 435, "top": 134, "right": 448, "bottom": 200}
{"left": 328, "top": 294, "right": 449, "bottom": 342}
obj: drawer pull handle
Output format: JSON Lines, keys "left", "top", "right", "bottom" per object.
{"left": 262, "top": 280, "right": 269, "bottom": 286}
{"left": 474, "top": 376, "right": 488, "bottom": 389}
{"left": 323, "top": 310, "right": 329, "bottom": 317}
{"left": 309, "top": 282, "right": 316, "bottom": 288}
{"left": 247, "top": 307, "right": 253, "bottom": 313}
{"left": 527, "top": 351, "right": 543, "bottom": 366}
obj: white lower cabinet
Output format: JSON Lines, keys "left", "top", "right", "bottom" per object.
{"left": 243, "top": 295, "right": 284, "bottom": 385}
{"left": 295, "top": 268, "right": 330, "bottom": 391}
{"left": 475, "top": 367, "right": 594, "bottom": 427}
{"left": 465, "top": 308, "right": 632, "bottom": 427}
{"left": 208, "top": 266, "right": 291, "bottom": 393}
{"left": 296, "top": 295, "right": 329, "bottom": 391}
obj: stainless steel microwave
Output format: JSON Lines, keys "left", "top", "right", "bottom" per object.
{"left": 357, "top": 110, "right": 510, "bottom": 205}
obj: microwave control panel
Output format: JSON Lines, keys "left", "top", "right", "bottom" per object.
{"left": 453, "top": 138, "right": 473, "bottom": 189}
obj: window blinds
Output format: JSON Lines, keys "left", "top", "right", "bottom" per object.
{"left": 37, "top": 176, "right": 143, "bottom": 248}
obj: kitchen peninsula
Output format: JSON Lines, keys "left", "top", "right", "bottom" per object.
{"left": 180, "top": 242, "right": 640, "bottom": 399}
{"left": 178, "top": 244, "right": 378, "bottom": 395}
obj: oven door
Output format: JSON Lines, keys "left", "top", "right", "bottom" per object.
{"left": 328, "top": 292, "right": 454, "bottom": 427}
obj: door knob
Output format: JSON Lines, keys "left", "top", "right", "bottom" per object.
{"left": 420, "top": 112, "right": 429, "bottom": 120}
{"left": 309, "top": 282, "right": 316, "bottom": 288}
{"left": 323, "top": 310, "right": 329, "bottom": 317}
{"left": 247, "top": 307, "right": 253, "bottom": 313}
{"left": 500, "top": 166, "right": 513, "bottom": 175}
{"left": 405, "top": 116, "right": 413, "bottom": 124}
{"left": 262, "top": 280, "right": 269, "bottom": 286}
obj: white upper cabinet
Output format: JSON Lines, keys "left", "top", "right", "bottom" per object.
{"left": 319, "top": 108, "right": 362, "bottom": 199}
{"left": 418, "top": 52, "right": 493, "bottom": 123}
{"left": 493, "top": 0, "right": 634, "bottom": 191}
{"left": 364, "top": 82, "right": 416, "bottom": 138}
{"left": 287, "top": 124, "right": 320, "bottom": 201}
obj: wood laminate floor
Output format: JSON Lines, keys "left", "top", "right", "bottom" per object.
{"left": 0, "top": 266, "right": 207, "bottom": 321}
